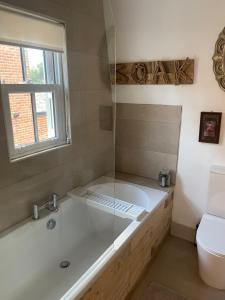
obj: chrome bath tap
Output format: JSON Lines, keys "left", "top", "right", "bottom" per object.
{"left": 32, "top": 193, "right": 59, "bottom": 220}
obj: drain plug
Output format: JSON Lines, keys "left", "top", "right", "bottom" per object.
{"left": 47, "top": 219, "right": 56, "bottom": 230}
{"left": 60, "top": 260, "right": 70, "bottom": 269}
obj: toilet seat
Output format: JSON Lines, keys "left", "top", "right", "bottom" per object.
{"left": 197, "top": 214, "right": 225, "bottom": 257}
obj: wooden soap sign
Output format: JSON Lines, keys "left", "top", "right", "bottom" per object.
{"left": 112, "top": 57, "right": 194, "bottom": 85}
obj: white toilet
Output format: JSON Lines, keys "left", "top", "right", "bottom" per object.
{"left": 196, "top": 165, "right": 225, "bottom": 290}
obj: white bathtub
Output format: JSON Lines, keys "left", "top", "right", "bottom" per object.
{"left": 0, "top": 176, "right": 168, "bottom": 300}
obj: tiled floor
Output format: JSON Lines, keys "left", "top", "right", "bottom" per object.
{"left": 128, "top": 236, "right": 225, "bottom": 300}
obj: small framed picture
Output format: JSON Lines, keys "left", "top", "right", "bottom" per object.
{"left": 199, "top": 112, "right": 222, "bottom": 144}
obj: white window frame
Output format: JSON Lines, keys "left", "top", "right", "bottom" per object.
{"left": 0, "top": 44, "right": 71, "bottom": 162}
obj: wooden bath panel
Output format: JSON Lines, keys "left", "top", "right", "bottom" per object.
{"left": 79, "top": 193, "right": 173, "bottom": 300}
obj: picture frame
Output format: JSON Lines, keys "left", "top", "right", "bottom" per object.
{"left": 199, "top": 112, "right": 222, "bottom": 144}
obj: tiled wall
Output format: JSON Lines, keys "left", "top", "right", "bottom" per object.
{"left": 0, "top": 0, "right": 114, "bottom": 233}
{"left": 116, "top": 103, "right": 181, "bottom": 184}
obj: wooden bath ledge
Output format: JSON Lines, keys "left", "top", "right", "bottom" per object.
{"left": 115, "top": 172, "right": 175, "bottom": 195}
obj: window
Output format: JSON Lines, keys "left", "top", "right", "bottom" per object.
{"left": 0, "top": 5, "right": 71, "bottom": 161}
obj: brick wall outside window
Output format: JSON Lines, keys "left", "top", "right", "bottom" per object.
{"left": 37, "top": 113, "right": 48, "bottom": 142}
{"left": 0, "top": 44, "right": 48, "bottom": 147}
{"left": 0, "top": 44, "right": 23, "bottom": 84}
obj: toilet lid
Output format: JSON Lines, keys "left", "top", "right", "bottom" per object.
{"left": 197, "top": 214, "right": 225, "bottom": 257}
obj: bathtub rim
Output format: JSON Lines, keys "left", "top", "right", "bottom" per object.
{"left": 85, "top": 176, "right": 169, "bottom": 199}
{"left": 69, "top": 176, "right": 169, "bottom": 215}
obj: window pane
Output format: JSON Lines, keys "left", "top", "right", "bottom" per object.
{"left": 54, "top": 52, "right": 63, "bottom": 84}
{"left": 44, "top": 51, "right": 55, "bottom": 84}
{"left": 0, "top": 44, "right": 62, "bottom": 85}
{"left": 24, "top": 48, "right": 46, "bottom": 84}
{"left": 9, "top": 93, "right": 35, "bottom": 148}
{"left": 35, "top": 92, "right": 55, "bottom": 142}
{"left": 0, "top": 44, "right": 24, "bottom": 84}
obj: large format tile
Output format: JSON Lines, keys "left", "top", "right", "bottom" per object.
{"left": 117, "top": 103, "right": 182, "bottom": 124}
{"left": 129, "top": 236, "right": 225, "bottom": 300}
{"left": 0, "top": 140, "right": 77, "bottom": 190}
{"left": 0, "top": 162, "right": 81, "bottom": 233}
{"left": 116, "top": 146, "right": 177, "bottom": 183}
{"left": 69, "top": 91, "right": 85, "bottom": 127}
{"left": 141, "top": 282, "right": 188, "bottom": 300}
{"left": 70, "top": 0, "right": 104, "bottom": 20}
{"left": 66, "top": 12, "right": 82, "bottom": 52}
{"left": 83, "top": 120, "right": 114, "bottom": 154}
{"left": 76, "top": 13, "right": 107, "bottom": 57}
{"left": 79, "top": 54, "right": 111, "bottom": 91}
{"left": 0, "top": 122, "right": 85, "bottom": 190}
{"left": 51, "top": 0, "right": 104, "bottom": 20}
{"left": 81, "top": 146, "right": 114, "bottom": 185}
{"left": 115, "top": 104, "right": 181, "bottom": 183}
{"left": 116, "top": 119, "right": 180, "bottom": 155}
{"left": 67, "top": 51, "right": 82, "bottom": 91}
{"left": 4, "top": 0, "right": 71, "bottom": 21}
{"left": 80, "top": 90, "right": 113, "bottom": 123}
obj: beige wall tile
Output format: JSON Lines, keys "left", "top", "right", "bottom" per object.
{"left": 2, "top": 0, "right": 71, "bottom": 21}
{"left": 81, "top": 146, "right": 114, "bottom": 185}
{"left": 67, "top": 0, "right": 104, "bottom": 20}
{"left": 67, "top": 51, "right": 82, "bottom": 91}
{"left": 83, "top": 121, "right": 114, "bottom": 154}
{"left": 69, "top": 91, "right": 84, "bottom": 127}
{"left": 50, "top": 0, "right": 104, "bottom": 20}
{"left": 116, "top": 147, "right": 178, "bottom": 184}
{"left": 66, "top": 13, "right": 82, "bottom": 52}
{"left": 79, "top": 54, "right": 111, "bottom": 91}
{"left": 116, "top": 119, "right": 150, "bottom": 150}
{"left": 81, "top": 90, "right": 113, "bottom": 123}
{"left": 116, "top": 104, "right": 181, "bottom": 184}
{"left": 116, "top": 119, "right": 180, "bottom": 155}
{"left": 75, "top": 13, "right": 107, "bottom": 57}
{"left": 0, "top": 162, "right": 81, "bottom": 233}
{"left": 0, "top": 0, "right": 114, "bottom": 232}
{"left": 0, "top": 126, "right": 84, "bottom": 190}
{"left": 117, "top": 103, "right": 182, "bottom": 124}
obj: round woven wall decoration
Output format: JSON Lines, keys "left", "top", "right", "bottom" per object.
{"left": 213, "top": 27, "right": 225, "bottom": 91}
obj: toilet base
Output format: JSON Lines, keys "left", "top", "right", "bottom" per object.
{"left": 197, "top": 242, "right": 225, "bottom": 290}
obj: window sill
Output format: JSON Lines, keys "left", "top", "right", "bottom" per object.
{"left": 10, "top": 141, "right": 72, "bottom": 163}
